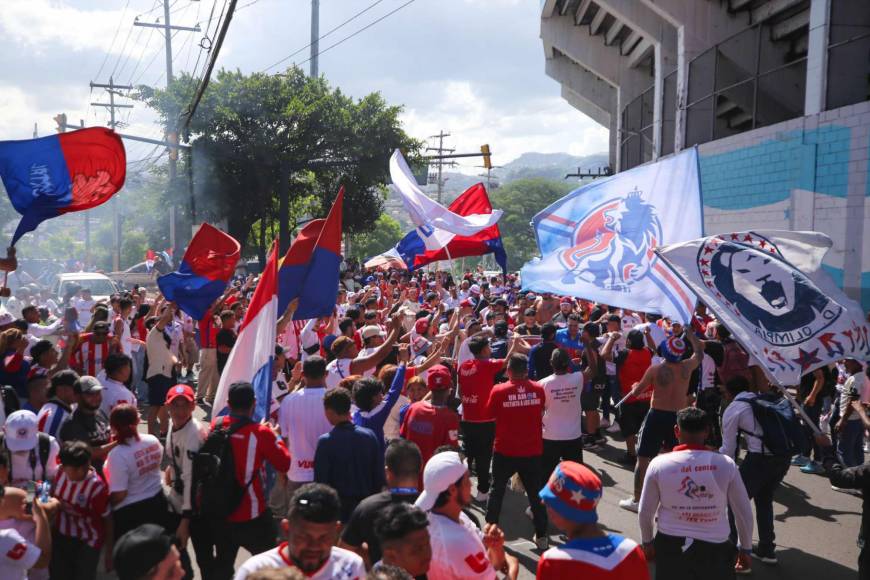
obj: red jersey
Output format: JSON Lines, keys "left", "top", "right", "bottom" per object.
{"left": 211, "top": 415, "right": 292, "bottom": 523}
{"left": 486, "top": 379, "right": 546, "bottom": 457}
{"left": 457, "top": 358, "right": 504, "bottom": 422}
{"left": 53, "top": 468, "right": 111, "bottom": 549}
{"left": 618, "top": 349, "right": 653, "bottom": 403}
{"left": 536, "top": 534, "right": 649, "bottom": 580}
{"left": 198, "top": 310, "right": 219, "bottom": 349}
{"left": 399, "top": 402, "right": 459, "bottom": 465}
{"left": 73, "top": 334, "right": 110, "bottom": 377}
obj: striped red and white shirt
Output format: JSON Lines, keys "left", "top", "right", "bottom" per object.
{"left": 73, "top": 334, "right": 110, "bottom": 377}
{"left": 52, "top": 468, "right": 110, "bottom": 549}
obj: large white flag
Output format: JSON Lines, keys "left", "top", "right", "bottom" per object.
{"left": 657, "top": 230, "right": 870, "bottom": 385}
{"left": 390, "top": 150, "right": 502, "bottom": 237}
{"left": 520, "top": 147, "right": 702, "bottom": 323}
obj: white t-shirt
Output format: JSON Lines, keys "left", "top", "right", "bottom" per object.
{"left": 7, "top": 438, "right": 60, "bottom": 488}
{"left": 325, "top": 358, "right": 353, "bottom": 390}
{"left": 100, "top": 377, "right": 137, "bottom": 418}
{"left": 234, "top": 544, "right": 364, "bottom": 580}
{"left": 73, "top": 298, "right": 95, "bottom": 327}
{"left": 278, "top": 387, "right": 332, "bottom": 482}
{"left": 598, "top": 334, "right": 625, "bottom": 376}
{"left": 539, "top": 372, "right": 583, "bottom": 441}
{"left": 105, "top": 434, "right": 164, "bottom": 509}
{"left": 0, "top": 527, "right": 40, "bottom": 580}
{"left": 427, "top": 511, "right": 496, "bottom": 580}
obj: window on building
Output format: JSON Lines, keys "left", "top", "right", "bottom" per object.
{"left": 620, "top": 85, "right": 655, "bottom": 171}
{"left": 662, "top": 71, "right": 677, "bottom": 156}
{"left": 827, "top": 0, "right": 870, "bottom": 110}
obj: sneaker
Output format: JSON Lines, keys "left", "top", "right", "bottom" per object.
{"left": 534, "top": 534, "right": 549, "bottom": 551}
{"left": 752, "top": 546, "right": 777, "bottom": 565}
{"left": 800, "top": 461, "right": 825, "bottom": 475}
{"left": 790, "top": 454, "right": 810, "bottom": 466}
{"left": 475, "top": 490, "right": 489, "bottom": 503}
{"left": 583, "top": 435, "right": 601, "bottom": 450}
{"left": 618, "top": 498, "right": 639, "bottom": 513}
{"left": 606, "top": 422, "right": 622, "bottom": 433}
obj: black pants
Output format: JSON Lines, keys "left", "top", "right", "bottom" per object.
{"left": 697, "top": 388, "right": 723, "bottom": 448}
{"left": 166, "top": 512, "right": 217, "bottom": 580}
{"left": 542, "top": 437, "right": 583, "bottom": 479}
{"left": 654, "top": 532, "right": 735, "bottom": 580}
{"left": 485, "top": 453, "right": 547, "bottom": 537}
{"left": 213, "top": 510, "right": 277, "bottom": 580}
{"left": 113, "top": 491, "right": 173, "bottom": 540}
{"left": 860, "top": 543, "right": 870, "bottom": 580}
{"left": 737, "top": 453, "right": 790, "bottom": 552}
{"left": 50, "top": 533, "right": 101, "bottom": 580}
{"left": 801, "top": 398, "right": 823, "bottom": 461}
{"left": 461, "top": 421, "right": 495, "bottom": 494}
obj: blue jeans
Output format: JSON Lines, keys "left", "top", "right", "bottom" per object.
{"left": 838, "top": 419, "right": 865, "bottom": 467}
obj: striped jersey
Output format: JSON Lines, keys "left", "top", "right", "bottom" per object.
{"left": 36, "top": 399, "right": 73, "bottom": 439}
{"left": 52, "top": 468, "right": 111, "bottom": 549}
{"left": 73, "top": 334, "right": 110, "bottom": 377}
{"left": 536, "top": 534, "right": 649, "bottom": 580}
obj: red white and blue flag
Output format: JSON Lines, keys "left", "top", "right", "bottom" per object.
{"left": 521, "top": 148, "right": 702, "bottom": 323}
{"left": 212, "top": 240, "right": 279, "bottom": 421}
{"left": 393, "top": 182, "right": 507, "bottom": 273}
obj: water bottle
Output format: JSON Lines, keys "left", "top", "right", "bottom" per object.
{"left": 38, "top": 481, "right": 51, "bottom": 504}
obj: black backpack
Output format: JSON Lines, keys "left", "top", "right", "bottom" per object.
{"left": 0, "top": 432, "right": 51, "bottom": 482}
{"left": 192, "top": 418, "right": 255, "bottom": 520}
{"left": 740, "top": 392, "right": 804, "bottom": 457}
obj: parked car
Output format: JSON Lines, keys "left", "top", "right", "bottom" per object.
{"left": 52, "top": 272, "right": 118, "bottom": 304}
{"left": 108, "top": 262, "right": 162, "bottom": 290}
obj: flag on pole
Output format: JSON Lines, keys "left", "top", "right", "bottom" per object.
{"left": 364, "top": 248, "right": 408, "bottom": 271}
{"left": 157, "top": 223, "right": 240, "bottom": 320}
{"left": 394, "top": 182, "right": 507, "bottom": 273}
{"left": 278, "top": 188, "right": 344, "bottom": 320}
{"left": 0, "top": 128, "right": 126, "bottom": 244}
{"left": 657, "top": 230, "right": 870, "bottom": 385}
{"left": 520, "top": 147, "right": 702, "bottom": 323}
{"left": 390, "top": 150, "right": 502, "bottom": 236}
{"left": 213, "top": 240, "right": 280, "bottom": 421}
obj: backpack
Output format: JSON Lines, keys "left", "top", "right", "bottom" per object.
{"left": 718, "top": 341, "right": 752, "bottom": 386}
{"left": 740, "top": 392, "right": 804, "bottom": 457}
{"left": 191, "top": 418, "right": 255, "bottom": 520}
{"left": 0, "top": 432, "right": 51, "bottom": 481}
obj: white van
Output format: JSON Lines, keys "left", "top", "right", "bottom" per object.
{"left": 52, "top": 272, "right": 118, "bottom": 303}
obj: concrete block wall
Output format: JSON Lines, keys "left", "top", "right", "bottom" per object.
{"left": 697, "top": 100, "right": 870, "bottom": 309}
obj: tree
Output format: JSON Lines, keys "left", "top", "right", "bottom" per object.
{"left": 489, "top": 178, "right": 574, "bottom": 267}
{"left": 137, "top": 68, "right": 420, "bottom": 256}
{"left": 352, "top": 213, "right": 403, "bottom": 261}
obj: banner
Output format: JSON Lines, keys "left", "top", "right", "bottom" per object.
{"left": 657, "top": 230, "right": 870, "bottom": 385}
{"left": 520, "top": 148, "right": 702, "bottom": 322}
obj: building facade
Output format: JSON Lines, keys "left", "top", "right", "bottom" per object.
{"left": 541, "top": 0, "right": 870, "bottom": 307}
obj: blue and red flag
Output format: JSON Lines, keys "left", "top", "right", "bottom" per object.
{"left": 278, "top": 187, "right": 344, "bottom": 320}
{"left": 213, "top": 239, "right": 279, "bottom": 421}
{"left": 0, "top": 128, "right": 126, "bottom": 244}
{"left": 394, "top": 183, "right": 506, "bottom": 273}
{"left": 157, "top": 223, "right": 241, "bottom": 320}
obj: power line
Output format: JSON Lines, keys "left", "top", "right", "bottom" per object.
{"left": 93, "top": 0, "right": 132, "bottom": 82}
{"left": 261, "top": 0, "right": 387, "bottom": 73}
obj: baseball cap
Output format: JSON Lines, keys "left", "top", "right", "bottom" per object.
{"left": 469, "top": 284, "right": 481, "bottom": 295}
{"left": 539, "top": 461, "right": 602, "bottom": 524}
{"left": 414, "top": 318, "right": 430, "bottom": 335}
{"left": 228, "top": 381, "right": 255, "bottom": 408}
{"left": 360, "top": 325, "right": 384, "bottom": 340}
{"left": 74, "top": 375, "right": 103, "bottom": 395}
{"left": 322, "top": 334, "right": 338, "bottom": 354}
{"left": 113, "top": 524, "right": 175, "bottom": 580}
{"left": 412, "top": 335, "right": 431, "bottom": 356}
{"left": 0, "top": 310, "right": 14, "bottom": 327}
{"left": 659, "top": 336, "right": 687, "bottom": 363}
{"left": 459, "top": 298, "right": 474, "bottom": 309}
{"left": 427, "top": 365, "right": 452, "bottom": 391}
{"left": 415, "top": 451, "right": 468, "bottom": 511}
{"left": 560, "top": 296, "right": 573, "bottom": 305}
{"left": 165, "top": 384, "right": 195, "bottom": 405}
{"left": 5, "top": 410, "right": 38, "bottom": 452}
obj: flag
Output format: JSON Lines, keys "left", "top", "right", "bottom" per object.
{"left": 394, "top": 182, "right": 507, "bottom": 273}
{"left": 390, "top": 149, "right": 502, "bottom": 236}
{"left": 145, "top": 249, "right": 156, "bottom": 272}
{"left": 278, "top": 188, "right": 344, "bottom": 320}
{"left": 157, "top": 223, "right": 240, "bottom": 321}
{"left": 0, "top": 128, "right": 126, "bottom": 244}
{"left": 364, "top": 248, "right": 408, "bottom": 271}
{"left": 213, "top": 240, "right": 280, "bottom": 420}
{"left": 657, "top": 230, "right": 870, "bottom": 385}
{"left": 520, "top": 147, "right": 702, "bottom": 323}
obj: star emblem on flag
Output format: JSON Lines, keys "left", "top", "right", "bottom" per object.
{"left": 792, "top": 347, "right": 823, "bottom": 371}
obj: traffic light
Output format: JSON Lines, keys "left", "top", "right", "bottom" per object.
{"left": 54, "top": 113, "right": 67, "bottom": 133}
{"left": 480, "top": 144, "right": 492, "bottom": 169}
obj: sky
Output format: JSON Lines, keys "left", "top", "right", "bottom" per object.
{"left": 0, "top": 0, "right": 608, "bottom": 175}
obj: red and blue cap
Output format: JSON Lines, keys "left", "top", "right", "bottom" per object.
{"left": 538, "top": 461, "right": 602, "bottom": 524}
{"left": 659, "top": 336, "right": 687, "bottom": 363}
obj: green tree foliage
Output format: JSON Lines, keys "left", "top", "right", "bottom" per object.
{"left": 489, "top": 178, "right": 574, "bottom": 267}
{"left": 351, "top": 213, "right": 403, "bottom": 261}
{"left": 137, "top": 68, "right": 420, "bottom": 251}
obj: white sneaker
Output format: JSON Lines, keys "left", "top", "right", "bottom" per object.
{"left": 476, "top": 490, "right": 489, "bottom": 503}
{"left": 618, "top": 498, "right": 639, "bottom": 513}
{"left": 606, "top": 422, "right": 621, "bottom": 433}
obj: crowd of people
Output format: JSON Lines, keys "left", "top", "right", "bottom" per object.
{"left": 0, "top": 263, "right": 866, "bottom": 579}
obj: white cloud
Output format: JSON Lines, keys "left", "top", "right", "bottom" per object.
{"left": 1, "top": 0, "right": 126, "bottom": 53}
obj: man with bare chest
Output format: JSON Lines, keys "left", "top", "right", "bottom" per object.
{"left": 618, "top": 330, "right": 703, "bottom": 512}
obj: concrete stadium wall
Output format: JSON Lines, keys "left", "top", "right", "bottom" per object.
{"left": 697, "top": 100, "right": 870, "bottom": 310}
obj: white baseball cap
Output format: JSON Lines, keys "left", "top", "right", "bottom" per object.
{"left": 0, "top": 310, "right": 14, "bottom": 326}
{"left": 415, "top": 451, "right": 468, "bottom": 512}
{"left": 5, "top": 410, "right": 38, "bottom": 452}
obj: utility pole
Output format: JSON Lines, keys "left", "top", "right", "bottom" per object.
{"left": 134, "top": 1, "right": 200, "bottom": 254}
{"left": 426, "top": 131, "right": 453, "bottom": 204}
{"left": 90, "top": 76, "right": 133, "bottom": 272}
{"left": 310, "top": 0, "right": 320, "bottom": 77}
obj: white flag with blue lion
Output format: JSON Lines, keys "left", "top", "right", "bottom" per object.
{"left": 520, "top": 148, "right": 702, "bottom": 323}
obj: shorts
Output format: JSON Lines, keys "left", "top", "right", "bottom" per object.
{"left": 617, "top": 400, "right": 650, "bottom": 437}
{"left": 581, "top": 390, "right": 601, "bottom": 411}
{"left": 147, "top": 374, "right": 174, "bottom": 407}
{"left": 637, "top": 408, "right": 678, "bottom": 459}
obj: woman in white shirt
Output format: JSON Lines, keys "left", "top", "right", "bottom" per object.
{"left": 105, "top": 403, "right": 170, "bottom": 540}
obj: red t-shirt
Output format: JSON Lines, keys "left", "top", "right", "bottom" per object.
{"left": 458, "top": 358, "right": 504, "bottom": 422}
{"left": 399, "top": 402, "right": 459, "bottom": 465}
{"left": 486, "top": 379, "right": 546, "bottom": 457}
{"left": 198, "top": 310, "right": 219, "bottom": 349}
{"left": 618, "top": 349, "right": 653, "bottom": 403}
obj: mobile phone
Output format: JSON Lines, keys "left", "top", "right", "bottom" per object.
{"left": 24, "top": 481, "right": 35, "bottom": 514}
